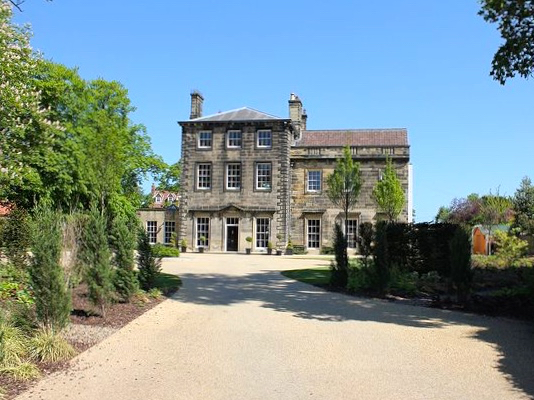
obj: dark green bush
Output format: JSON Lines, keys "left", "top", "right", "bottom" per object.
{"left": 320, "top": 246, "right": 334, "bottom": 255}
{"left": 449, "top": 226, "right": 473, "bottom": 304}
{"left": 372, "top": 221, "right": 391, "bottom": 296}
{"left": 330, "top": 223, "right": 348, "bottom": 288}
{"left": 152, "top": 243, "right": 180, "bottom": 258}
{"left": 137, "top": 230, "right": 162, "bottom": 291}
{"left": 292, "top": 245, "right": 307, "bottom": 255}
{"left": 357, "top": 222, "right": 374, "bottom": 267}
{"left": 110, "top": 215, "right": 138, "bottom": 302}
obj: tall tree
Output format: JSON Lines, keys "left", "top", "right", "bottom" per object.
{"left": 372, "top": 157, "right": 405, "bottom": 222}
{"left": 479, "top": 0, "right": 534, "bottom": 84}
{"left": 326, "top": 146, "right": 362, "bottom": 240}
{"left": 512, "top": 176, "right": 534, "bottom": 236}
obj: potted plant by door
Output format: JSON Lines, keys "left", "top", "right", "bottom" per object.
{"left": 276, "top": 234, "right": 283, "bottom": 256}
{"left": 245, "top": 236, "right": 253, "bottom": 254}
{"left": 180, "top": 239, "right": 187, "bottom": 253}
{"left": 285, "top": 239, "right": 294, "bottom": 256}
{"left": 267, "top": 241, "right": 273, "bottom": 255}
{"left": 198, "top": 236, "right": 206, "bottom": 253}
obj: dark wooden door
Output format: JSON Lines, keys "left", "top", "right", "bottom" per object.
{"left": 227, "top": 226, "right": 238, "bottom": 251}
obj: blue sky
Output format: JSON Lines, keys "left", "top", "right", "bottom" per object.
{"left": 14, "top": 0, "right": 533, "bottom": 222}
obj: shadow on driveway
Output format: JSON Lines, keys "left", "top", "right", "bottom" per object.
{"left": 173, "top": 269, "right": 534, "bottom": 398}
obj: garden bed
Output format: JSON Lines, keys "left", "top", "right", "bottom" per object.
{"left": 0, "top": 273, "right": 181, "bottom": 399}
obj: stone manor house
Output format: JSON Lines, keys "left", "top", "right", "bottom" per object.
{"left": 177, "top": 92, "right": 412, "bottom": 253}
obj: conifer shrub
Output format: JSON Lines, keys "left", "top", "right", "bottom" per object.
{"left": 29, "top": 205, "right": 71, "bottom": 332}
{"left": 358, "top": 222, "right": 374, "bottom": 267}
{"left": 330, "top": 223, "right": 348, "bottom": 288}
{"left": 81, "top": 207, "right": 114, "bottom": 317}
{"left": 110, "top": 215, "right": 138, "bottom": 302}
{"left": 137, "top": 229, "right": 161, "bottom": 291}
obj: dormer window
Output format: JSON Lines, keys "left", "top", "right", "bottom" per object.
{"left": 155, "top": 194, "right": 162, "bottom": 203}
{"left": 168, "top": 195, "right": 175, "bottom": 202}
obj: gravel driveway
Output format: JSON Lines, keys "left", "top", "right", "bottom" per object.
{"left": 17, "top": 253, "right": 534, "bottom": 400}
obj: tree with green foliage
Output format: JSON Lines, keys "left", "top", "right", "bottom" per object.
{"left": 156, "top": 161, "right": 181, "bottom": 193}
{"left": 512, "top": 176, "right": 534, "bottom": 236}
{"left": 479, "top": 0, "right": 534, "bottom": 84}
{"left": 493, "top": 230, "right": 528, "bottom": 266}
{"left": 1, "top": 209, "right": 32, "bottom": 271}
{"left": 110, "top": 215, "right": 138, "bottom": 302}
{"left": 80, "top": 207, "right": 114, "bottom": 317}
{"left": 137, "top": 229, "right": 161, "bottom": 291}
{"left": 372, "top": 157, "right": 405, "bottom": 222}
{"left": 449, "top": 226, "right": 472, "bottom": 304}
{"left": 326, "top": 146, "right": 362, "bottom": 241}
{"left": 480, "top": 191, "right": 513, "bottom": 255}
{"left": 29, "top": 204, "right": 71, "bottom": 332}
{"left": 330, "top": 223, "right": 348, "bottom": 288}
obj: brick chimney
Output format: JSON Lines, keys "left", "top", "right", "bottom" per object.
{"left": 190, "top": 91, "right": 204, "bottom": 120}
{"left": 302, "top": 108, "right": 307, "bottom": 131}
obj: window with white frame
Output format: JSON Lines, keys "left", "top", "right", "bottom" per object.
{"left": 346, "top": 219, "right": 358, "bottom": 248}
{"left": 155, "top": 194, "right": 162, "bottom": 204}
{"left": 147, "top": 221, "right": 157, "bottom": 244}
{"left": 196, "top": 217, "right": 210, "bottom": 247}
{"left": 256, "top": 162, "right": 272, "bottom": 190}
{"left": 197, "top": 131, "right": 212, "bottom": 148}
{"left": 226, "top": 163, "right": 241, "bottom": 190}
{"left": 164, "top": 221, "right": 176, "bottom": 244}
{"left": 257, "top": 130, "right": 272, "bottom": 148}
{"left": 307, "top": 219, "right": 321, "bottom": 248}
{"left": 256, "top": 218, "right": 270, "bottom": 248}
{"left": 197, "top": 163, "right": 211, "bottom": 190}
{"left": 227, "top": 130, "right": 242, "bottom": 148}
{"left": 307, "top": 170, "right": 322, "bottom": 192}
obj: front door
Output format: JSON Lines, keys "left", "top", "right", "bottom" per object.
{"left": 227, "top": 226, "right": 238, "bottom": 251}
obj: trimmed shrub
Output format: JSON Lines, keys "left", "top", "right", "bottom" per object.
{"left": 152, "top": 243, "right": 180, "bottom": 258}
{"left": 372, "top": 221, "right": 391, "bottom": 296}
{"left": 358, "top": 222, "right": 374, "bottom": 267}
{"left": 449, "top": 226, "right": 473, "bottom": 304}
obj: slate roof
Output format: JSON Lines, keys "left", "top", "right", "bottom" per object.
{"left": 295, "top": 129, "right": 408, "bottom": 147}
{"left": 184, "top": 107, "right": 288, "bottom": 123}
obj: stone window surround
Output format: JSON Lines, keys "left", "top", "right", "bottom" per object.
{"left": 146, "top": 220, "right": 158, "bottom": 244}
{"left": 256, "top": 129, "right": 272, "bottom": 149}
{"left": 225, "top": 162, "right": 241, "bottom": 191}
{"left": 197, "top": 130, "right": 212, "bottom": 149}
{"left": 254, "top": 162, "right": 272, "bottom": 192}
{"left": 226, "top": 130, "right": 242, "bottom": 149}
{"left": 306, "top": 218, "right": 321, "bottom": 249}
{"left": 196, "top": 216, "right": 210, "bottom": 248}
{"left": 306, "top": 169, "right": 322, "bottom": 193}
{"left": 196, "top": 162, "right": 212, "bottom": 191}
{"left": 255, "top": 217, "right": 271, "bottom": 249}
{"left": 164, "top": 221, "right": 176, "bottom": 244}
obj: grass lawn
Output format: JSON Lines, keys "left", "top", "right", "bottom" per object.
{"left": 155, "top": 272, "right": 182, "bottom": 296}
{"left": 281, "top": 267, "right": 331, "bottom": 286}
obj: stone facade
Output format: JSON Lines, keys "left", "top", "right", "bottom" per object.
{"left": 179, "top": 93, "right": 412, "bottom": 253}
{"left": 137, "top": 206, "right": 180, "bottom": 246}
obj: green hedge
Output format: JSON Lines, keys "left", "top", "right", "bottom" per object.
{"left": 152, "top": 243, "right": 180, "bottom": 257}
